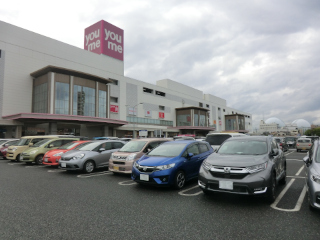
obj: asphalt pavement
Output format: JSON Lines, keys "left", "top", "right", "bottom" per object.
{"left": 0, "top": 150, "right": 319, "bottom": 240}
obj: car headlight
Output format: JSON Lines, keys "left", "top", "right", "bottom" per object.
{"left": 155, "top": 163, "right": 175, "bottom": 171}
{"left": 311, "top": 174, "right": 320, "bottom": 184}
{"left": 134, "top": 161, "right": 140, "bottom": 168}
{"left": 29, "top": 150, "right": 38, "bottom": 154}
{"left": 246, "top": 162, "right": 268, "bottom": 173}
{"left": 53, "top": 152, "right": 64, "bottom": 157}
{"left": 202, "top": 160, "right": 212, "bottom": 170}
{"left": 11, "top": 147, "right": 17, "bottom": 152}
{"left": 127, "top": 153, "right": 137, "bottom": 161}
{"left": 72, "top": 153, "right": 85, "bottom": 160}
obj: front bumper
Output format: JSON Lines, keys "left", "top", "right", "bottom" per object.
{"left": 43, "top": 156, "right": 60, "bottom": 166}
{"left": 131, "top": 166, "right": 174, "bottom": 186}
{"left": 59, "top": 159, "right": 84, "bottom": 171}
{"left": 198, "top": 166, "right": 270, "bottom": 195}
{"left": 109, "top": 159, "right": 134, "bottom": 174}
{"left": 308, "top": 178, "right": 320, "bottom": 209}
{"left": 20, "top": 154, "right": 36, "bottom": 162}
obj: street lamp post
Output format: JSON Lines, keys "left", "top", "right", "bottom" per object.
{"left": 126, "top": 103, "right": 143, "bottom": 138}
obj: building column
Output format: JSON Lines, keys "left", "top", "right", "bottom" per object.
{"left": 49, "top": 72, "right": 55, "bottom": 114}
{"left": 49, "top": 123, "right": 57, "bottom": 135}
{"left": 103, "top": 125, "right": 109, "bottom": 136}
{"left": 69, "top": 76, "right": 74, "bottom": 115}
{"left": 14, "top": 126, "right": 22, "bottom": 138}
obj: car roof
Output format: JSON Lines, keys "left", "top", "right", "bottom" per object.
{"left": 227, "top": 136, "right": 269, "bottom": 141}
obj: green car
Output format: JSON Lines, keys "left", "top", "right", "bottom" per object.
{"left": 20, "top": 138, "right": 79, "bottom": 164}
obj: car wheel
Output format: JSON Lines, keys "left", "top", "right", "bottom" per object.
{"left": 174, "top": 171, "right": 186, "bottom": 189}
{"left": 83, "top": 160, "right": 95, "bottom": 173}
{"left": 266, "top": 172, "right": 276, "bottom": 203}
{"left": 35, "top": 155, "right": 44, "bottom": 165}
{"left": 15, "top": 154, "right": 21, "bottom": 162}
{"left": 279, "top": 165, "right": 286, "bottom": 185}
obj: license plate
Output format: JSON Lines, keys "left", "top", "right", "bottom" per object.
{"left": 44, "top": 158, "right": 48, "bottom": 163}
{"left": 61, "top": 162, "right": 66, "bottom": 168}
{"left": 302, "top": 147, "right": 306, "bottom": 150}
{"left": 219, "top": 180, "right": 233, "bottom": 190}
{"left": 140, "top": 174, "right": 149, "bottom": 181}
{"left": 114, "top": 166, "right": 119, "bottom": 171}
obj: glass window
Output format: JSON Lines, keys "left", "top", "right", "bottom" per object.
{"left": 176, "top": 109, "right": 191, "bottom": 126}
{"left": 187, "top": 144, "right": 200, "bottom": 156}
{"left": 99, "top": 90, "right": 107, "bottom": 118}
{"left": 33, "top": 83, "right": 48, "bottom": 113}
{"left": 55, "top": 82, "right": 69, "bottom": 115}
{"left": 199, "top": 143, "right": 209, "bottom": 153}
{"left": 46, "top": 140, "right": 63, "bottom": 148}
{"left": 113, "top": 142, "right": 124, "bottom": 149}
{"left": 73, "top": 85, "right": 95, "bottom": 117}
{"left": 148, "top": 143, "right": 188, "bottom": 157}
{"left": 218, "top": 140, "right": 268, "bottom": 155}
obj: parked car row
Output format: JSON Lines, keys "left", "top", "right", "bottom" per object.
{"left": 1, "top": 134, "right": 292, "bottom": 205}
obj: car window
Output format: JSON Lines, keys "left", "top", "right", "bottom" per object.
{"left": 62, "top": 139, "right": 75, "bottom": 145}
{"left": 46, "top": 140, "right": 63, "bottom": 148}
{"left": 309, "top": 144, "right": 315, "bottom": 161}
{"left": 271, "top": 140, "right": 278, "bottom": 150}
{"left": 199, "top": 142, "right": 209, "bottom": 153}
{"left": 113, "top": 142, "right": 124, "bottom": 149}
{"left": 31, "top": 138, "right": 45, "bottom": 144}
{"left": 187, "top": 144, "right": 200, "bottom": 156}
{"left": 102, "top": 142, "right": 112, "bottom": 150}
{"left": 144, "top": 141, "right": 162, "bottom": 153}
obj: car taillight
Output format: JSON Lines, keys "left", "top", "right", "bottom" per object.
{"left": 280, "top": 143, "right": 283, "bottom": 146}
{"left": 309, "top": 144, "right": 311, "bottom": 146}
{"left": 297, "top": 144, "right": 299, "bottom": 146}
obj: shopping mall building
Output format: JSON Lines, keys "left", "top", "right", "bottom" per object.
{"left": 0, "top": 20, "right": 252, "bottom": 138}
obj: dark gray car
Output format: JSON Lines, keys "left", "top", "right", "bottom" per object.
{"left": 59, "top": 140, "right": 125, "bottom": 173}
{"left": 303, "top": 140, "right": 320, "bottom": 211}
{"left": 198, "top": 136, "right": 287, "bottom": 203}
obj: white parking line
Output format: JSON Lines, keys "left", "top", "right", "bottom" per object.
{"left": 286, "top": 159, "right": 303, "bottom": 161}
{"left": 178, "top": 185, "right": 203, "bottom": 196}
{"left": 48, "top": 169, "right": 65, "bottom": 173}
{"left": 77, "top": 171, "right": 112, "bottom": 178}
{"left": 7, "top": 162, "right": 24, "bottom": 165}
{"left": 271, "top": 166, "right": 307, "bottom": 212}
{"left": 25, "top": 165, "right": 47, "bottom": 168}
{"left": 295, "top": 165, "right": 304, "bottom": 176}
{"left": 118, "top": 180, "right": 137, "bottom": 185}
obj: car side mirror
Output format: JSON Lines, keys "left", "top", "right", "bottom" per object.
{"left": 28, "top": 143, "right": 33, "bottom": 146}
{"left": 99, "top": 148, "right": 106, "bottom": 152}
{"left": 303, "top": 156, "right": 311, "bottom": 166}
{"left": 187, "top": 153, "right": 194, "bottom": 159}
{"left": 271, "top": 149, "right": 279, "bottom": 156}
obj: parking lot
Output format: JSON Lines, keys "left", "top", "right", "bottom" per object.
{"left": 0, "top": 149, "right": 319, "bottom": 239}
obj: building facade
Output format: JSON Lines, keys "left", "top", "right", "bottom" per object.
{"left": 0, "top": 20, "right": 252, "bottom": 139}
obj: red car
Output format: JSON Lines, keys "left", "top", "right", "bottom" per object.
{"left": 42, "top": 140, "right": 90, "bottom": 166}
{"left": 0, "top": 140, "right": 19, "bottom": 159}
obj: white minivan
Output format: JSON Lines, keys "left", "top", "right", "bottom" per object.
{"left": 205, "top": 132, "right": 246, "bottom": 151}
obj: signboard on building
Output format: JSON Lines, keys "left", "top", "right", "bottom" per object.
{"left": 139, "top": 130, "right": 148, "bottom": 137}
{"left": 84, "top": 20, "right": 124, "bottom": 61}
{"left": 145, "top": 110, "right": 152, "bottom": 117}
{"left": 110, "top": 105, "right": 119, "bottom": 113}
{"left": 159, "top": 112, "right": 165, "bottom": 119}
{"left": 128, "top": 107, "right": 137, "bottom": 115}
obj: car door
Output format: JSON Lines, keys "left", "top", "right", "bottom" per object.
{"left": 182, "top": 143, "right": 201, "bottom": 179}
{"left": 94, "top": 142, "right": 113, "bottom": 168}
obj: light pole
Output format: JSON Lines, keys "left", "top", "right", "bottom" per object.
{"left": 126, "top": 103, "right": 143, "bottom": 138}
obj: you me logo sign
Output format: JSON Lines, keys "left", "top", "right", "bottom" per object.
{"left": 84, "top": 20, "right": 124, "bottom": 61}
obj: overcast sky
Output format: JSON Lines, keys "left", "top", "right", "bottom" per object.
{"left": 1, "top": 0, "right": 320, "bottom": 130}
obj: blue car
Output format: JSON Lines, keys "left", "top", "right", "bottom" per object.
{"left": 131, "top": 140, "right": 213, "bottom": 189}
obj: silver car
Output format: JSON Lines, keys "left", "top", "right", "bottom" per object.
{"left": 303, "top": 140, "right": 320, "bottom": 211}
{"left": 59, "top": 140, "right": 125, "bottom": 173}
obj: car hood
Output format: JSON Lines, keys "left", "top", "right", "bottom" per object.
{"left": 137, "top": 155, "right": 178, "bottom": 166}
{"left": 46, "top": 149, "right": 68, "bottom": 155}
{"left": 62, "top": 150, "right": 91, "bottom": 157}
{"left": 311, "top": 162, "right": 320, "bottom": 175}
{"left": 206, "top": 153, "right": 268, "bottom": 167}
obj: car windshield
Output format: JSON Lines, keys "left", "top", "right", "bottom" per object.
{"left": 274, "top": 139, "right": 280, "bottom": 142}
{"left": 0, "top": 140, "right": 7, "bottom": 145}
{"left": 31, "top": 139, "right": 52, "bottom": 147}
{"left": 7, "top": 140, "right": 19, "bottom": 146}
{"left": 147, "top": 143, "right": 187, "bottom": 157}
{"left": 218, "top": 140, "right": 268, "bottom": 155}
{"left": 118, "top": 141, "right": 147, "bottom": 152}
{"left": 77, "top": 141, "right": 103, "bottom": 151}
{"left": 16, "top": 138, "right": 31, "bottom": 146}
{"left": 205, "top": 135, "right": 231, "bottom": 145}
